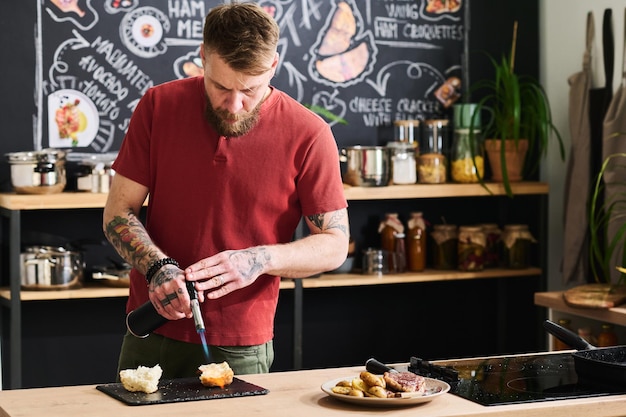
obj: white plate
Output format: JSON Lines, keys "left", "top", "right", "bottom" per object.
{"left": 48, "top": 89, "right": 100, "bottom": 148}
{"left": 321, "top": 376, "right": 450, "bottom": 407}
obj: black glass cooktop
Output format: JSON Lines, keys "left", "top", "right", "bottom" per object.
{"left": 408, "top": 352, "right": 626, "bottom": 406}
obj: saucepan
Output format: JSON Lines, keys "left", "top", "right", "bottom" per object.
{"left": 543, "top": 319, "right": 626, "bottom": 388}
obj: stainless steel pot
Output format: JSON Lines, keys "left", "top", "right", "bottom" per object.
{"left": 6, "top": 149, "right": 67, "bottom": 194}
{"left": 340, "top": 146, "right": 390, "bottom": 187}
{"left": 20, "top": 245, "right": 84, "bottom": 290}
{"left": 76, "top": 153, "right": 117, "bottom": 193}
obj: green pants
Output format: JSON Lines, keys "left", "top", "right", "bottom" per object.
{"left": 116, "top": 331, "right": 274, "bottom": 381}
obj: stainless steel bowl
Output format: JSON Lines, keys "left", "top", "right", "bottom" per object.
{"left": 20, "top": 245, "right": 84, "bottom": 290}
{"left": 341, "top": 146, "right": 390, "bottom": 187}
{"left": 6, "top": 149, "right": 67, "bottom": 194}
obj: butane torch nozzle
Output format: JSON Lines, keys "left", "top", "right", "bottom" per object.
{"left": 186, "top": 281, "right": 206, "bottom": 332}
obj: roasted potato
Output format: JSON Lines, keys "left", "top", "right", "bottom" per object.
{"left": 360, "top": 371, "right": 385, "bottom": 388}
{"left": 351, "top": 377, "right": 369, "bottom": 393}
{"left": 367, "top": 385, "right": 391, "bottom": 398}
{"left": 331, "top": 386, "right": 352, "bottom": 395}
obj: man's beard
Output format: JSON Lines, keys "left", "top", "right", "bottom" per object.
{"left": 204, "top": 98, "right": 261, "bottom": 137}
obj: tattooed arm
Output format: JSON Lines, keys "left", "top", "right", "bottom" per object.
{"left": 186, "top": 207, "right": 350, "bottom": 301}
{"left": 103, "top": 173, "right": 191, "bottom": 320}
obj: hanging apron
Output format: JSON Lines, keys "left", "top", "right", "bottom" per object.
{"left": 602, "top": 8, "right": 626, "bottom": 284}
{"left": 562, "top": 12, "right": 595, "bottom": 285}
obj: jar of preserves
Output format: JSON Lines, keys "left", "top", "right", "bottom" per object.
{"left": 378, "top": 213, "right": 404, "bottom": 270}
{"left": 406, "top": 212, "right": 427, "bottom": 272}
{"left": 394, "top": 233, "right": 407, "bottom": 273}
{"left": 501, "top": 224, "right": 536, "bottom": 269}
{"left": 457, "top": 225, "right": 486, "bottom": 271}
{"left": 431, "top": 224, "right": 458, "bottom": 270}
{"left": 387, "top": 141, "right": 417, "bottom": 185}
{"left": 597, "top": 323, "right": 618, "bottom": 347}
{"left": 480, "top": 223, "right": 502, "bottom": 268}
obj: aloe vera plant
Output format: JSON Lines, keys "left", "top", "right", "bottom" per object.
{"left": 589, "top": 152, "right": 626, "bottom": 285}
{"left": 468, "top": 22, "right": 565, "bottom": 196}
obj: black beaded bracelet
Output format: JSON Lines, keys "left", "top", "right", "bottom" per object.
{"left": 145, "top": 257, "right": 179, "bottom": 284}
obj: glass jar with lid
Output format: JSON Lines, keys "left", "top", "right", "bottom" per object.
{"left": 451, "top": 104, "right": 484, "bottom": 183}
{"left": 418, "top": 119, "right": 449, "bottom": 184}
{"left": 479, "top": 223, "right": 502, "bottom": 268}
{"left": 457, "top": 225, "right": 486, "bottom": 271}
{"left": 387, "top": 141, "right": 417, "bottom": 185}
{"left": 430, "top": 224, "right": 457, "bottom": 270}
{"left": 406, "top": 212, "right": 427, "bottom": 272}
{"left": 501, "top": 224, "right": 536, "bottom": 269}
{"left": 378, "top": 213, "right": 404, "bottom": 271}
{"left": 394, "top": 119, "right": 420, "bottom": 148}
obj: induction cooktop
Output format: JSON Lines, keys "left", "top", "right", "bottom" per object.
{"left": 408, "top": 352, "right": 626, "bottom": 406}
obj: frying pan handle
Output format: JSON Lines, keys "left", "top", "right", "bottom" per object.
{"left": 543, "top": 319, "right": 596, "bottom": 350}
{"left": 365, "top": 358, "right": 398, "bottom": 374}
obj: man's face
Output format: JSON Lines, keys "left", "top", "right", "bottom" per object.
{"left": 201, "top": 49, "right": 277, "bottom": 137}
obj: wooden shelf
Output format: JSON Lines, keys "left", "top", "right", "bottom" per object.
{"left": 0, "top": 182, "right": 549, "bottom": 211}
{"left": 0, "top": 192, "right": 149, "bottom": 210}
{"left": 342, "top": 181, "right": 549, "bottom": 200}
{"left": 0, "top": 280, "right": 296, "bottom": 301}
{"left": 303, "top": 267, "right": 541, "bottom": 288}
{"left": 0, "top": 270, "right": 539, "bottom": 301}
{"left": 534, "top": 291, "right": 626, "bottom": 326}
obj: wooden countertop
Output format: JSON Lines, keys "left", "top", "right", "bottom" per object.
{"left": 534, "top": 291, "right": 626, "bottom": 326}
{"left": 0, "top": 361, "right": 625, "bottom": 417}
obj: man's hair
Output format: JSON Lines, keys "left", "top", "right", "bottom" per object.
{"left": 203, "top": 2, "right": 279, "bottom": 75}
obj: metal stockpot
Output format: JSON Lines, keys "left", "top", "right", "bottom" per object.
{"left": 340, "top": 146, "right": 390, "bottom": 187}
{"left": 76, "top": 153, "right": 117, "bottom": 193}
{"left": 6, "top": 149, "right": 67, "bottom": 194}
{"left": 20, "top": 246, "right": 84, "bottom": 290}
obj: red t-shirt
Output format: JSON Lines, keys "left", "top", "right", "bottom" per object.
{"left": 113, "top": 76, "right": 347, "bottom": 345}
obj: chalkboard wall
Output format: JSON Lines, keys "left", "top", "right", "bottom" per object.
{"left": 0, "top": 0, "right": 538, "bottom": 192}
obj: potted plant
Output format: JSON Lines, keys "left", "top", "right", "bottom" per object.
{"left": 563, "top": 150, "right": 626, "bottom": 309}
{"left": 467, "top": 22, "right": 565, "bottom": 196}
{"left": 589, "top": 152, "right": 626, "bottom": 285}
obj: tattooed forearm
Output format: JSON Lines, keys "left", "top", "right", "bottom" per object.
{"left": 230, "top": 248, "right": 270, "bottom": 281}
{"left": 307, "top": 209, "right": 349, "bottom": 236}
{"left": 104, "top": 211, "right": 159, "bottom": 271}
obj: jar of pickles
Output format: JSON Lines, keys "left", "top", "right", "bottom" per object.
{"left": 431, "top": 224, "right": 458, "bottom": 270}
{"left": 501, "top": 224, "right": 535, "bottom": 269}
{"left": 457, "top": 225, "right": 486, "bottom": 271}
{"left": 480, "top": 223, "right": 502, "bottom": 268}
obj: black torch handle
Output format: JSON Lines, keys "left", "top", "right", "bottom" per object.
{"left": 126, "top": 300, "right": 168, "bottom": 338}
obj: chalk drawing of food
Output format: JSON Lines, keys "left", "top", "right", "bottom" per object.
{"left": 309, "top": 0, "right": 377, "bottom": 87}
{"left": 50, "top": 0, "right": 86, "bottom": 17}
{"left": 55, "top": 99, "right": 87, "bottom": 145}
{"left": 425, "top": 0, "right": 461, "bottom": 14}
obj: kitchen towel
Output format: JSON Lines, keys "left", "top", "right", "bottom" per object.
{"left": 562, "top": 12, "right": 595, "bottom": 285}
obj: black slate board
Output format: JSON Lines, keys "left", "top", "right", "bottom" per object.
{"left": 96, "top": 377, "right": 269, "bottom": 406}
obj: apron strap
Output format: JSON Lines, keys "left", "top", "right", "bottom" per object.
{"left": 583, "top": 11, "right": 594, "bottom": 70}
{"left": 602, "top": 9, "right": 614, "bottom": 94}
